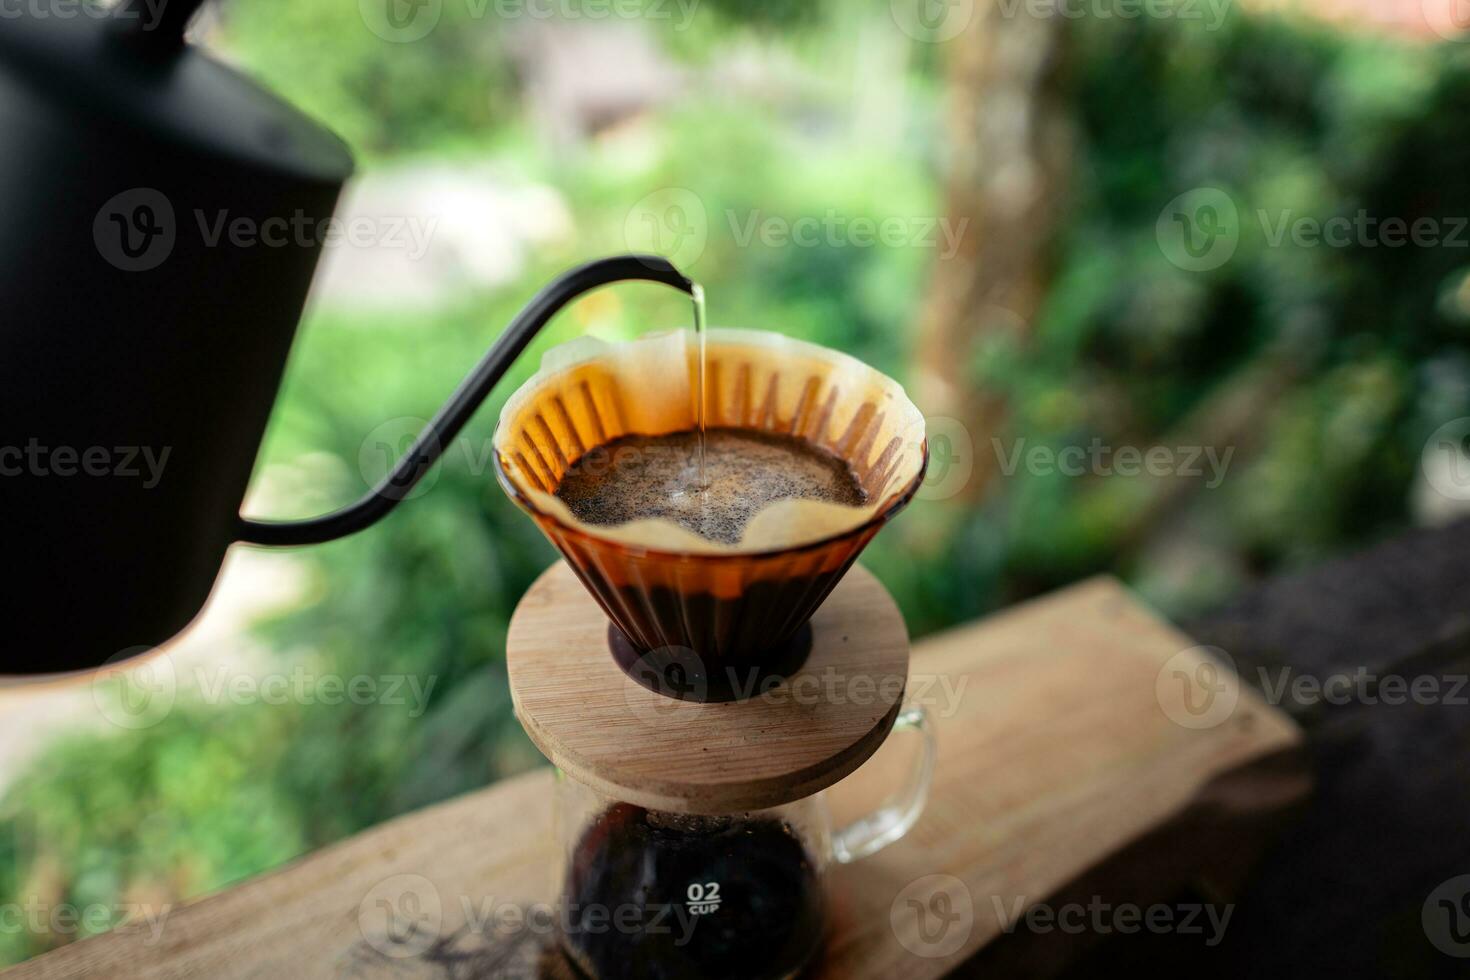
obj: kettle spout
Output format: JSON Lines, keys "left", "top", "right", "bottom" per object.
{"left": 237, "top": 254, "right": 695, "bottom": 547}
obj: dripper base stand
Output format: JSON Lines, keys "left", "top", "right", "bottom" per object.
{"left": 507, "top": 560, "right": 911, "bottom": 814}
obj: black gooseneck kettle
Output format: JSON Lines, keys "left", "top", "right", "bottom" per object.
{"left": 0, "top": 1, "right": 692, "bottom": 675}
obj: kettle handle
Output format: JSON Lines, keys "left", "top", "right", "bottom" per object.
{"left": 236, "top": 254, "right": 694, "bottom": 547}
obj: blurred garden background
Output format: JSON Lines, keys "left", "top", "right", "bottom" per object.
{"left": 4, "top": 0, "right": 1470, "bottom": 963}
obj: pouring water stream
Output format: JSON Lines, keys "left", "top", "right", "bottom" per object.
{"left": 692, "top": 282, "right": 708, "bottom": 493}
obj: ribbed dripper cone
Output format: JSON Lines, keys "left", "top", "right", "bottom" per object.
{"left": 494, "top": 328, "right": 926, "bottom": 699}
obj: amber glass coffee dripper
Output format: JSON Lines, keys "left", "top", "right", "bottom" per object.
{"left": 493, "top": 328, "right": 927, "bottom": 700}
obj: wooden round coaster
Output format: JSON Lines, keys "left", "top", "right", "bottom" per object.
{"left": 507, "top": 561, "right": 910, "bottom": 815}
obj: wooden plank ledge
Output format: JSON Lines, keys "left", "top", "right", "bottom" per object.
{"left": 0, "top": 575, "right": 1308, "bottom": 979}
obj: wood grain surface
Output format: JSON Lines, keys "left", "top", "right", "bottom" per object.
{"left": 0, "top": 575, "right": 1307, "bottom": 980}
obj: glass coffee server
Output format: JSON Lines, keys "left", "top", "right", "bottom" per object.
{"left": 507, "top": 560, "right": 935, "bottom": 980}
{"left": 550, "top": 704, "right": 933, "bottom": 978}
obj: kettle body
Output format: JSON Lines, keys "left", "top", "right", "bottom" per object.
{"left": 0, "top": 8, "right": 352, "bottom": 672}
{"left": 0, "top": 6, "right": 693, "bottom": 676}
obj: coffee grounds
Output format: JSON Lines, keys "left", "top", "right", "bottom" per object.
{"left": 553, "top": 428, "right": 866, "bottom": 545}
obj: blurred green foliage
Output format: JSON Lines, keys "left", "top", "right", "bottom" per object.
{"left": 5, "top": 3, "right": 1470, "bottom": 966}
{"left": 223, "top": 0, "right": 516, "bottom": 156}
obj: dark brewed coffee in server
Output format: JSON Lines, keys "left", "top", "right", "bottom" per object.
{"left": 561, "top": 804, "right": 826, "bottom": 980}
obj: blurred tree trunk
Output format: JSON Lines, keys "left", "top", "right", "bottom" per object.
{"left": 916, "top": 5, "right": 1071, "bottom": 499}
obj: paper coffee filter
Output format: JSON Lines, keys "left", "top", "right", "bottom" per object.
{"left": 495, "top": 327, "right": 926, "bottom": 554}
